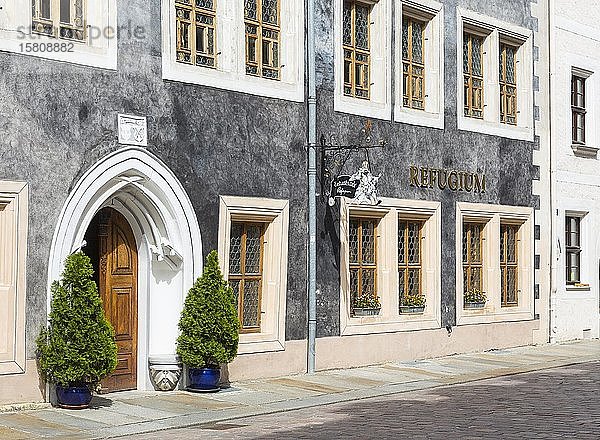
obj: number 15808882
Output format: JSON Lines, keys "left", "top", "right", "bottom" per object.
{"left": 20, "top": 42, "right": 75, "bottom": 53}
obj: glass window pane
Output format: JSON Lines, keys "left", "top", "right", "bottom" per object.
{"left": 407, "top": 269, "right": 420, "bottom": 296}
{"left": 242, "top": 280, "right": 260, "bottom": 327}
{"left": 398, "top": 222, "right": 406, "bottom": 264}
{"left": 244, "top": 0, "right": 257, "bottom": 20}
{"left": 361, "top": 268, "right": 375, "bottom": 296}
{"left": 402, "top": 18, "right": 409, "bottom": 60}
{"left": 244, "top": 225, "right": 262, "bottom": 273}
{"left": 407, "top": 221, "right": 420, "bottom": 264}
{"left": 349, "top": 220, "right": 359, "bottom": 264}
{"left": 229, "top": 223, "right": 243, "bottom": 274}
{"left": 60, "top": 0, "right": 71, "bottom": 23}
{"left": 412, "top": 20, "right": 423, "bottom": 64}
{"left": 472, "top": 37, "right": 482, "bottom": 76}
{"left": 354, "top": 4, "right": 369, "bottom": 50}
{"left": 361, "top": 220, "right": 375, "bottom": 264}
{"left": 41, "top": 0, "right": 51, "bottom": 19}
{"left": 343, "top": 2, "right": 352, "bottom": 45}
{"left": 229, "top": 279, "right": 240, "bottom": 310}
{"left": 261, "top": 0, "right": 278, "bottom": 25}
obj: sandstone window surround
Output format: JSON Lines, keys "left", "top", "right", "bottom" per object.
{"left": 456, "top": 8, "right": 534, "bottom": 141}
{"left": 218, "top": 196, "right": 289, "bottom": 354}
{"left": 456, "top": 202, "right": 534, "bottom": 326}
{"left": 394, "top": 0, "right": 444, "bottom": 129}
{"left": 334, "top": 0, "right": 392, "bottom": 120}
{"left": 0, "top": 0, "right": 117, "bottom": 69}
{"left": 0, "top": 181, "right": 28, "bottom": 376}
{"left": 163, "top": 0, "right": 304, "bottom": 102}
{"left": 340, "top": 198, "right": 441, "bottom": 336}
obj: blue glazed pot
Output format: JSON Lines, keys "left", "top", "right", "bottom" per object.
{"left": 188, "top": 367, "right": 220, "bottom": 390}
{"left": 56, "top": 385, "right": 92, "bottom": 409}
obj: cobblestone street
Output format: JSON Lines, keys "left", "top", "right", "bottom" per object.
{"left": 128, "top": 361, "right": 600, "bottom": 440}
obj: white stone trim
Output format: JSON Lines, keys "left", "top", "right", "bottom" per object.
{"left": 339, "top": 197, "right": 442, "bottom": 336}
{"left": 0, "top": 181, "right": 28, "bottom": 376}
{"left": 218, "top": 196, "right": 289, "bottom": 354}
{"left": 394, "top": 0, "right": 445, "bottom": 129}
{"left": 0, "top": 0, "right": 117, "bottom": 70}
{"left": 47, "top": 147, "right": 203, "bottom": 391}
{"left": 161, "top": 0, "right": 304, "bottom": 102}
{"left": 456, "top": 8, "right": 534, "bottom": 141}
{"left": 456, "top": 202, "right": 535, "bottom": 326}
{"left": 334, "top": 0, "right": 393, "bottom": 120}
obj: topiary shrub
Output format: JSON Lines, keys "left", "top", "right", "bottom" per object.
{"left": 177, "top": 250, "right": 240, "bottom": 368}
{"left": 36, "top": 252, "right": 117, "bottom": 388}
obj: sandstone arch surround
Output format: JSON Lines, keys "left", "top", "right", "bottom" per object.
{"left": 47, "top": 147, "right": 203, "bottom": 391}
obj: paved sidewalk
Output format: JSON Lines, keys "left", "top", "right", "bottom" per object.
{"left": 0, "top": 340, "right": 598, "bottom": 439}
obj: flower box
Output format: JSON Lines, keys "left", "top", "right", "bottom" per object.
{"left": 352, "top": 307, "right": 381, "bottom": 317}
{"left": 464, "top": 301, "right": 486, "bottom": 309}
{"left": 399, "top": 305, "right": 425, "bottom": 314}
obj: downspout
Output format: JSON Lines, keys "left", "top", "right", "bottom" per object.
{"left": 307, "top": 0, "right": 317, "bottom": 373}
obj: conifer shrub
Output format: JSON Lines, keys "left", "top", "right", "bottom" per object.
{"left": 177, "top": 251, "right": 240, "bottom": 368}
{"left": 36, "top": 252, "right": 117, "bottom": 388}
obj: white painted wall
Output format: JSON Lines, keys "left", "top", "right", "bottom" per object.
{"left": 550, "top": 0, "right": 600, "bottom": 342}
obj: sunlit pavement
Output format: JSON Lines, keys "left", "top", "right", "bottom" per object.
{"left": 0, "top": 340, "right": 598, "bottom": 439}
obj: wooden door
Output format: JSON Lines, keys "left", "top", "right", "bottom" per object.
{"left": 98, "top": 208, "right": 138, "bottom": 393}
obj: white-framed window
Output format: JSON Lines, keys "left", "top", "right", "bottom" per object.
{"left": 163, "top": 0, "right": 304, "bottom": 102}
{"left": 218, "top": 196, "right": 289, "bottom": 354}
{"left": 456, "top": 8, "right": 534, "bottom": 141}
{"left": 562, "top": 211, "right": 590, "bottom": 290}
{"left": 340, "top": 197, "right": 441, "bottom": 336}
{"left": 394, "top": 0, "right": 444, "bottom": 129}
{"left": 0, "top": 0, "right": 117, "bottom": 69}
{"left": 569, "top": 67, "right": 598, "bottom": 158}
{"left": 334, "top": 0, "right": 392, "bottom": 120}
{"left": 0, "top": 181, "right": 28, "bottom": 375}
{"left": 456, "top": 202, "right": 534, "bottom": 326}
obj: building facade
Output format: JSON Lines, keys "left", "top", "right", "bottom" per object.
{"left": 549, "top": 0, "right": 600, "bottom": 342}
{"left": 0, "top": 0, "right": 549, "bottom": 405}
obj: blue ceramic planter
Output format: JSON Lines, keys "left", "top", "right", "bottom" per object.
{"left": 56, "top": 385, "right": 92, "bottom": 409}
{"left": 188, "top": 367, "right": 220, "bottom": 391}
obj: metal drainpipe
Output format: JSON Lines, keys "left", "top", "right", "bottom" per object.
{"left": 307, "top": 0, "right": 317, "bottom": 374}
{"left": 547, "top": 0, "right": 555, "bottom": 344}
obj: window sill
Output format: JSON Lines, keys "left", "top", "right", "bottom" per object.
{"left": 566, "top": 285, "right": 591, "bottom": 292}
{"left": 334, "top": 93, "right": 392, "bottom": 121}
{"left": 163, "top": 60, "right": 304, "bottom": 102}
{"left": 394, "top": 106, "right": 444, "bottom": 130}
{"left": 458, "top": 115, "right": 534, "bottom": 142}
{"left": 238, "top": 337, "right": 285, "bottom": 355}
{"left": 571, "top": 144, "right": 599, "bottom": 159}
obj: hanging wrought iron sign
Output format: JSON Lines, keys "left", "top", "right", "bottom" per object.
{"left": 320, "top": 120, "right": 385, "bottom": 207}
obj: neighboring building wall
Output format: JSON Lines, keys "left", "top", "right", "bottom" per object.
{"left": 550, "top": 0, "right": 600, "bottom": 342}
